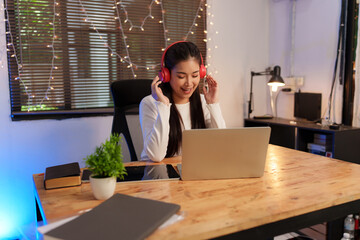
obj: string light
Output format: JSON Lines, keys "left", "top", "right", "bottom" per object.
{"left": 3, "top": 0, "right": 32, "bottom": 107}
{"left": 3, "top": 0, "right": 59, "bottom": 110}
{"left": 204, "top": 0, "right": 219, "bottom": 76}
{"left": 78, "top": 0, "right": 208, "bottom": 78}
{"left": 39, "top": 0, "right": 59, "bottom": 107}
{"left": 4, "top": 0, "right": 214, "bottom": 110}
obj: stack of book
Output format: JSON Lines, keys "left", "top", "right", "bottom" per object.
{"left": 307, "top": 133, "right": 333, "bottom": 157}
{"left": 44, "top": 162, "right": 81, "bottom": 190}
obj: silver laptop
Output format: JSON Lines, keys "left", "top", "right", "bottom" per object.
{"left": 180, "top": 127, "right": 271, "bottom": 181}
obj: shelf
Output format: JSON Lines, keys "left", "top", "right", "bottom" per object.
{"left": 245, "top": 118, "right": 360, "bottom": 164}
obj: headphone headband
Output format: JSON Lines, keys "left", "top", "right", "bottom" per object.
{"left": 160, "top": 41, "right": 204, "bottom": 68}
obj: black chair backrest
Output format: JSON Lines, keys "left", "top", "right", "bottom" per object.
{"left": 110, "top": 79, "right": 152, "bottom": 161}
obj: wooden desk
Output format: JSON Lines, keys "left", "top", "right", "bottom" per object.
{"left": 34, "top": 145, "right": 360, "bottom": 239}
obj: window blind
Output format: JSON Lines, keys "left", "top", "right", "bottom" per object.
{"left": 5, "top": 0, "right": 207, "bottom": 120}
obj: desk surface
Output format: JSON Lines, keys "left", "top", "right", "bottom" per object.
{"left": 33, "top": 145, "right": 360, "bottom": 239}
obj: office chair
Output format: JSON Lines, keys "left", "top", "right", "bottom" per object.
{"left": 110, "top": 79, "right": 152, "bottom": 161}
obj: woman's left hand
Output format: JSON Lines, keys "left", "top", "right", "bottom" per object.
{"left": 203, "top": 75, "right": 219, "bottom": 104}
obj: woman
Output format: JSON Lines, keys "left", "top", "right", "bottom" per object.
{"left": 139, "top": 41, "right": 226, "bottom": 162}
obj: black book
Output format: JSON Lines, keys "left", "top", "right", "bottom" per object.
{"left": 44, "top": 193, "right": 181, "bottom": 240}
{"left": 44, "top": 162, "right": 81, "bottom": 190}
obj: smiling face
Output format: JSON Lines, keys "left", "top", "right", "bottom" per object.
{"left": 169, "top": 57, "right": 200, "bottom": 104}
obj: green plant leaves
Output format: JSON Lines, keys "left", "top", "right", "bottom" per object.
{"left": 84, "top": 133, "right": 127, "bottom": 179}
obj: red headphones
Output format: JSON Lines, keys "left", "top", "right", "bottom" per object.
{"left": 159, "top": 41, "right": 206, "bottom": 83}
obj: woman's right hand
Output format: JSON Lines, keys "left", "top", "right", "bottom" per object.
{"left": 151, "top": 75, "right": 170, "bottom": 105}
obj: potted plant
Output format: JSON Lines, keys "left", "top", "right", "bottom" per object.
{"left": 84, "top": 133, "right": 127, "bottom": 200}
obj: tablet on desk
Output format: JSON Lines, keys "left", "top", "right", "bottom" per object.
{"left": 81, "top": 164, "right": 180, "bottom": 182}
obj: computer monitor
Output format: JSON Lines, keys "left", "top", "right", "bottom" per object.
{"left": 294, "top": 92, "right": 321, "bottom": 121}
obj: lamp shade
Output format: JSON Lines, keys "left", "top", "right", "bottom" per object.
{"left": 267, "top": 65, "right": 285, "bottom": 87}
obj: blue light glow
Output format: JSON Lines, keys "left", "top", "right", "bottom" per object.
{"left": 0, "top": 156, "right": 37, "bottom": 239}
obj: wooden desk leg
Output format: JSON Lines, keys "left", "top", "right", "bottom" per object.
{"left": 326, "top": 218, "right": 344, "bottom": 240}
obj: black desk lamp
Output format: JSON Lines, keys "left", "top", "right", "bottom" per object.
{"left": 248, "top": 65, "right": 285, "bottom": 118}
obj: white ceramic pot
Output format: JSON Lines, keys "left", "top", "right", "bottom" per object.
{"left": 89, "top": 175, "right": 116, "bottom": 200}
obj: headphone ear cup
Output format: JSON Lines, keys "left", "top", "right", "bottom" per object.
{"left": 199, "top": 64, "right": 206, "bottom": 79}
{"left": 159, "top": 67, "right": 171, "bottom": 83}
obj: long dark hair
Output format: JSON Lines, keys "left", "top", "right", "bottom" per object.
{"left": 160, "top": 41, "right": 206, "bottom": 157}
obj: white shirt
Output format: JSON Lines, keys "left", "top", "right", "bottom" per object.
{"left": 139, "top": 94, "right": 226, "bottom": 162}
